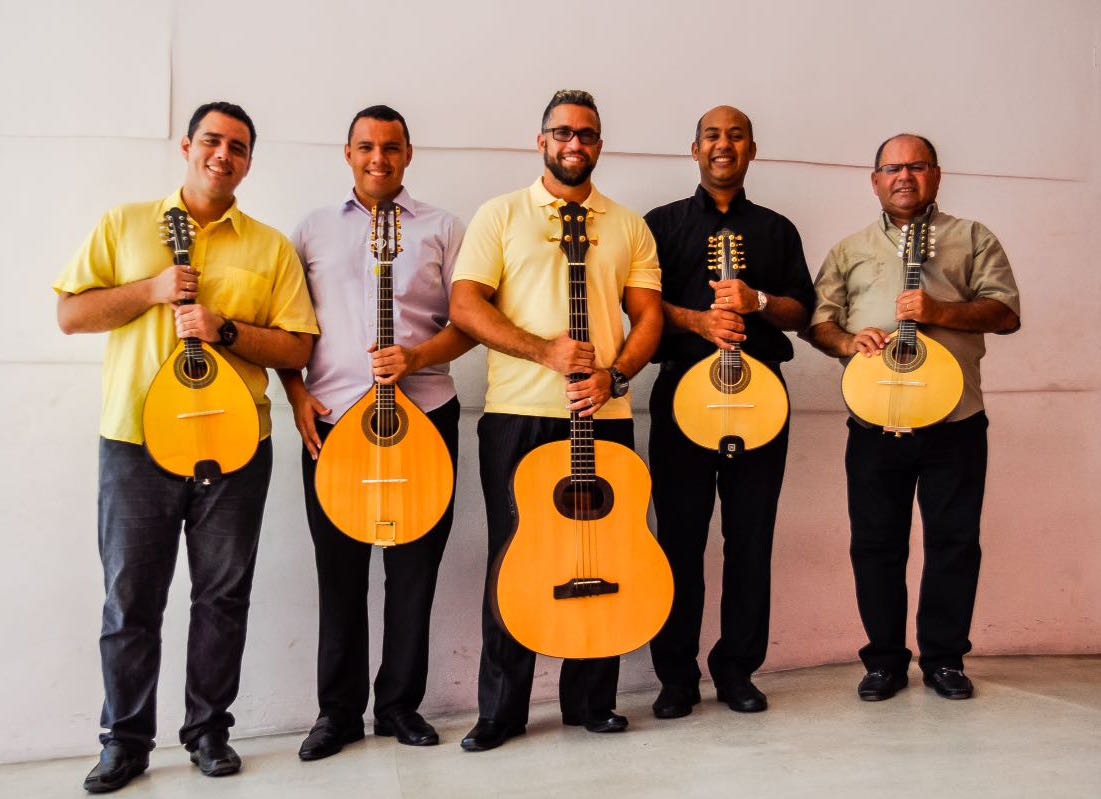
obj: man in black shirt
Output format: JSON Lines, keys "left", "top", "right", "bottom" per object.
{"left": 644, "top": 106, "right": 815, "bottom": 718}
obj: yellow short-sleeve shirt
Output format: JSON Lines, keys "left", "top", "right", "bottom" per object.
{"left": 452, "top": 179, "right": 661, "bottom": 419}
{"left": 54, "top": 190, "right": 319, "bottom": 444}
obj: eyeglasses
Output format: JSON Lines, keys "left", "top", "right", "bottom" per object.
{"left": 877, "top": 161, "right": 934, "bottom": 175}
{"left": 543, "top": 127, "right": 601, "bottom": 145}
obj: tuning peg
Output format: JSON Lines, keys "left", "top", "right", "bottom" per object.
{"left": 564, "top": 234, "right": 573, "bottom": 242}
{"left": 397, "top": 246, "right": 403, "bottom": 253}
{"left": 396, "top": 232, "right": 402, "bottom": 240}
{"left": 547, "top": 235, "right": 561, "bottom": 242}
{"left": 901, "top": 224, "right": 910, "bottom": 232}
{"left": 563, "top": 214, "right": 573, "bottom": 223}
{"left": 929, "top": 249, "right": 936, "bottom": 258}
{"left": 579, "top": 235, "right": 587, "bottom": 243}
{"left": 929, "top": 225, "right": 936, "bottom": 232}
{"left": 707, "top": 236, "right": 716, "bottom": 243}
{"left": 589, "top": 237, "right": 598, "bottom": 245}
{"left": 929, "top": 237, "right": 936, "bottom": 246}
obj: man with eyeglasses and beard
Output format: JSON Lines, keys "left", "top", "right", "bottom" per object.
{"left": 449, "top": 89, "right": 663, "bottom": 751}
{"left": 805, "top": 133, "right": 1020, "bottom": 702}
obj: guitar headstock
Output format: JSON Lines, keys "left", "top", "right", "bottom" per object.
{"left": 370, "top": 202, "right": 403, "bottom": 266}
{"left": 898, "top": 209, "right": 937, "bottom": 266}
{"left": 160, "top": 208, "right": 195, "bottom": 259}
{"left": 707, "top": 228, "right": 745, "bottom": 279}
{"left": 551, "top": 201, "right": 595, "bottom": 265}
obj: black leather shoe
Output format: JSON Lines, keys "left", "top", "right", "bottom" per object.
{"left": 298, "top": 718, "right": 366, "bottom": 761}
{"left": 83, "top": 742, "right": 149, "bottom": 793}
{"left": 374, "top": 710, "right": 439, "bottom": 746}
{"left": 858, "top": 669, "right": 908, "bottom": 701}
{"left": 188, "top": 731, "right": 241, "bottom": 777}
{"left": 562, "top": 711, "right": 629, "bottom": 733}
{"left": 923, "top": 666, "right": 973, "bottom": 699}
{"left": 652, "top": 684, "right": 701, "bottom": 719}
{"left": 460, "top": 718, "right": 525, "bottom": 752}
{"left": 716, "top": 675, "right": 768, "bottom": 712}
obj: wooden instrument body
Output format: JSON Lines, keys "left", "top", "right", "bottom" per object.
{"left": 494, "top": 439, "right": 674, "bottom": 659}
{"left": 673, "top": 350, "right": 789, "bottom": 454}
{"left": 143, "top": 208, "right": 260, "bottom": 480}
{"left": 314, "top": 383, "right": 454, "bottom": 546}
{"left": 841, "top": 329, "right": 963, "bottom": 429}
{"left": 142, "top": 339, "right": 260, "bottom": 477}
{"left": 672, "top": 228, "right": 788, "bottom": 455}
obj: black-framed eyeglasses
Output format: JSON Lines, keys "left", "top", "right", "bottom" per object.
{"left": 877, "top": 161, "right": 934, "bottom": 175}
{"left": 543, "top": 126, "right": 601, "bottom": 145}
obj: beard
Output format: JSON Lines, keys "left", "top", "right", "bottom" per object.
{"left": 544, "top": 149, "right": 595, "bottom": 187}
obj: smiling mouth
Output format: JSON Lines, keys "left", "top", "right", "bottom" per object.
{"left": 206, "top": 165, "right": 231, "bottom": 178}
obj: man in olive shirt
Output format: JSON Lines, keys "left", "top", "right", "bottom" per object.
{"left": 806, "top": 133, "right": 1020, "bottom": 702}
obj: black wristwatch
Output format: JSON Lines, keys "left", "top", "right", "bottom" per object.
{"left": 609, "top": 367, "right": 629, "bottom": 398}
{"left": 218, "top": 318, "right": 238, "bottom": 347}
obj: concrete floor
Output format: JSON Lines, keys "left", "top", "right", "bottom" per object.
{"left": 3, "top": 655, "right": 1098, "bottom": 798}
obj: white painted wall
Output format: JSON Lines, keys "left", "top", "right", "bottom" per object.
{"left": 1, "top": 0, "right": 1098, "bottom": 763}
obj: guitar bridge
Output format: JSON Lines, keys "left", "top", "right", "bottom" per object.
{"left": 553, "top": 578, "right": 619, "bottom": 600}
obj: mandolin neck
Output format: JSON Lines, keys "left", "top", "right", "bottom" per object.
{"left": 376, "top": 253, "right": 395, "bottom": 407}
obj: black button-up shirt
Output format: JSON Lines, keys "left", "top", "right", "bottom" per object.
{"left": 644, "top": 185, "right": 815, "bottom": 365}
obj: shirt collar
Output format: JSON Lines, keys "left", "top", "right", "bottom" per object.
{"left": 161, "top": 188, "right": 243, "bottom": 235}
{"left": 343, "top": 186, "right": 418, "bottom": 218}
{"left": 528, "top": 177, "right": 608, "bottom": 214}
{"left": 691, "top": 184, "right": 748, "bottom": 213}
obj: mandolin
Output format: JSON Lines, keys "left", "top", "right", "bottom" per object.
{"left": 672, "top": 230, "right": 789, "bottom": 456}
{"left": 492, "top": 202, "right": 673, "bottom": 659}
{"left": 142, "top": 208, "right": 260, "bottom": 484}
{"left": 313, "top": 202, "right": 454, "bottom": 546}
{"left": 841, "top": 210, "right": 963, "bottom": 434}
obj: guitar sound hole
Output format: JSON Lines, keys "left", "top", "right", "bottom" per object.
{"left": 709, "top": 358, "right": 751, "bottom": 393}
{"left": 361, "top": 403, "right": 409, "bottom": 446}
{"left": 884, "top": 338, "right": 928, "bottom": 373}
{"left": 553, "top": 477, "right": 614, "bottom": 521}
{"left": 173, "top": 351, "right": 217, "bottom": 389}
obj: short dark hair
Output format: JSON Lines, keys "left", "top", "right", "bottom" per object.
{"left": 874, "top": 133, "right": 938, "bottom": 170}
{"left": 187, "top": 102, "right": 256, "bottom": 152}
{"left": 347, "top": 105, "right": 411, "bottom": 145}
{"left": 541, "top": 89, "right": 600, "bottom": 132}
{"left": 694, "top": 108, "right": 754, "bottom": 145}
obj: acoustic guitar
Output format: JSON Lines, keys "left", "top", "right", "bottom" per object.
{"left": 672, "top": 230, "right": 789, "bottom": 456}
{"left": 142, "top": 208, "right": 260, "bottom": 484}
{"left": 313, "top": 202, "right": 454, "bottom": 546}
{"left": 492, "top": 202, "right": 674, "bottom": 659}
{"left": 841, "top": 210, "right": 963, "bottom": 434}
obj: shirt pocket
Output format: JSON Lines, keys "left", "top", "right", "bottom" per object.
{"left": 200, "top": 265, "right": 274, "bottom": 326}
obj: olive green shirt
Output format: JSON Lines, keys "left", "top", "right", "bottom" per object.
{"left": 810, "top": 206, "right": 1020, "bottom": 422}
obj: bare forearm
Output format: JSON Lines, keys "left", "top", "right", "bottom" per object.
{"left": 56, "top": 283, "right": 156, "bottom": 334}
{"left": 276, "top": 367, "right": 307, "bottom": 400}
{"left": 451, "top": 285, "right": 555, "bottom": 366}
{"left": 931, "top": 298, "right": 1019, "bottom": 334}
{"left": 759, "top": 294, "right": 810, "bottom": 331}
{"left": 409, "top": 324, "right": 477, "bottom": 372}
{"left": 662, "top": 301, "right": 705, "bottom": 338}
{"left": 230, "top": 325, "right": 314, "bottom": 369}
{"left": 806, "top": 321, "right": 857, "bottom": 358}
{"left": 615, "top": 290, "right": 663, "bottom": 377}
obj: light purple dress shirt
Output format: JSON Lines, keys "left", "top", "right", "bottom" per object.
{"left": 292, "top": 188, "right": 465, "bottom": 421}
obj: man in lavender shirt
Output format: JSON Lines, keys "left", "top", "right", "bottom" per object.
{"left": 278, "top": 105, "right": 471, "bottom": 760}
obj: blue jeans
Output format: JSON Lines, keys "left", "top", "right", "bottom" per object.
{"left": 97, "top": 437, "right": 273, "bottom": 750}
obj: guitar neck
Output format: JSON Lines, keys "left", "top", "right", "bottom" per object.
{"left": 567, "top": 260, "right": 595, "bottom": 483}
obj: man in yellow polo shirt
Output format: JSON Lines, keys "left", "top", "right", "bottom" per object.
{"left": 54, "top": 102, "right": 317, "bottom": 793}
{"left": 450, "top": 89, "right": 663, "bottom": 751}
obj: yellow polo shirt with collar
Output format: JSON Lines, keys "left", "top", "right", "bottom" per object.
{"left": 54, "top": 189, "right": 319, "bottom": 444}
{"left": 453, "top": 178, "right": 661, "bottom": 419}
